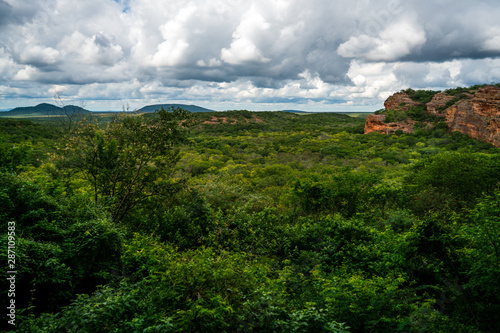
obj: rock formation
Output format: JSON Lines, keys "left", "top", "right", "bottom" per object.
{"left": 383, "top": 92, "right": 420, "bottom": 111}
{"left": 426, "top": 93, "right": 458, "bottom": 115}
{"left": 364, "top": 114, "right": 416, "bottom": 134}
{"left": 365, "top": 85, "right": 500, "bottom": 147}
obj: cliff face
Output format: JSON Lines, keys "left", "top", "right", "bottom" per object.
{"left": 426, "top": 93, "right": 458, "bottom": 115}
{"left": 365, "top": 85, "right": 500, "bottom": 147}
{"left": 364, "top": 114, "right": 416, "bottom": 134}
{"left": 383, "top": 92, "right": 420, "bottom": 111}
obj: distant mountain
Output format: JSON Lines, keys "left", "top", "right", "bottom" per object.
{"left": 281, "top": 109, "right": 309, "bottom": 113}
{"left": 2, "top": 103, "right": 91, "bottom": 116}
{"left": 138, "top": 104, "right": 215, "bottom": 113}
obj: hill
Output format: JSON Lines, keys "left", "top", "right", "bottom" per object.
{"left": 281, "top": 109, "right": 309, "bottom": 113}
{"left": 1, "top": 103, "right": 91, "bottom": 116}
{"left": 138, "top": 104, "right": 214, "bottom": 113}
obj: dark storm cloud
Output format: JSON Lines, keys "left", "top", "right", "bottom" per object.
{"left": 0, "top": 1, "right": 14, "bottom": 26}
{"left": 1, "top": 0, "right": 500, "bottom": 110}
{"left": 393, "top": 0, "right": 500, "bottom": 62}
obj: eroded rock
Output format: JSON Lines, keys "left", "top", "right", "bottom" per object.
{"left": 365, "top": 85, "right": 500, "bottom": 146}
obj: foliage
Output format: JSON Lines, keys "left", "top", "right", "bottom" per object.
{"left": 0, "top": 118, "right": 58, "bottom": 172}
{"left": 131, "top": 186, "right": 212, "bottom": 249}
{"left": 51, "top": 107, "right": 191, "bottom": 222}
{"left": 403, "top": 152, "right": 500, "bottom": 213}
{"left": 0, "top": 141, "right": 34, "bottom": 172}
{"left": 0, "top": 118, "right": 59, "bottom": 142}
{"left": 292, "top": 171, "right": 378, "bottom": 217}
{"left": 444, "top": 86, "right": 479, "bottom": 96}
{"left": 384, "top": 105, "right": 444, "bottom": 124}
{"left": 402, "top": 88, "right": 440, "bottom": 104}
{"left": 3, "top": 107, "right": 500, "bottom": 332}
{"left": 0, "top": 174, "right": 124, "bottom": 319}
{"left": 460, "top": 190, "right": 500, "bottom": 331}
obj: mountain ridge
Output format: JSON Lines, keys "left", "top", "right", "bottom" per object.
{"left": 0, "top": 103, "right": 217, "bottom": 115}
{"left": 137, "top": 104, "right": 214, "bottom": 113}
{"left": 0, "top": 102, "right": 371, "bottom": 116}
{"left": 2, "top": 103, "right": 91, "bottom": 116}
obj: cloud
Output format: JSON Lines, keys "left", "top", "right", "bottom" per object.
{"left": 59, "top": 32, "right": 124, "bottom": 66}
{"left": 482, "top": 29, "right": 500, "bottom": 52}
{"left": 18, "top": 45, "right": 61, "bottom": 68}
{"left": 0, "top": 47, "right": 20, "bottom": 78}
{"left": 0, "top": 1, "right": 14, "bottom": 26}
{"left": 338, "top": 19, "right": 427, "bottom": 61}
{"left": 344, "top": 57, "right": 500, "bottom": 103}
{"left": 148, "top": 3, "right": 196, "bottom": 67}
{"left": 0, "top": 0, "right": 500, "bottom": 110}
{"left": 221, "top": 5, "right": 271, "bottom": 65}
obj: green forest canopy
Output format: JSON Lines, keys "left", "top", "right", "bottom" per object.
{"left": 1, "top": 106, "right": 500, "bottom": 332}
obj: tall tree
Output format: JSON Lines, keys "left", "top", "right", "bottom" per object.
{"left": 52, "top": 92, "right": 89, "bottom": 132}
{"left": 53, "top": 107, "right": 192, "bottom": 222}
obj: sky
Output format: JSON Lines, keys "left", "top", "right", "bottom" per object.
{"left": 1, "top": 0, "right": 500, "bottom": 112}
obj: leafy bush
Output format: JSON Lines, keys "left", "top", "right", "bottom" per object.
{"left": 0, "top": 173, "right": 61, "bottom": 232}
{"left": 404, "top": 152, "right": 500, "bottom": 212}
{"left": 461, "top": 190, "right": 500, "bottom": 331}
{"left": 403, "top": 88, "right": 440, "bottom": 104}
{"left": 320, "top": 145, "right": 350, "bottom": 158}
{"left": 52, "top": 107, "right": 191, "bottom": 222}
{"left": 382, "top": 108, "right": 408, "bottom": 123}
{"left": 384, "top": 105, "right": 444, "bottom": 124}
{"left": 0, "top": 236, "right": 72, "bottom": 314}
{"left": 293, "top": 171, "right": 378, "bottom": 217}
{"left": 251, "top": 164, "right": 295, "bottom": 187}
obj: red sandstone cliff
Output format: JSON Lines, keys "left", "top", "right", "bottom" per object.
{"left": 365, "top": 85, "right": 500, "bottom": 147}
{"left": 364, "top": 114, "right": 416, "bottom": 134}
{"left": 383, "top": 92, "right": 420, "bottom": 111}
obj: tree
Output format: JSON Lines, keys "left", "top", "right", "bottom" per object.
{"left": 404, "top": 152, "right": 500, "bottom": 213}
{"left": 52, "top": 92, "right": 89, "bottom": 132}
{"left": 53, "top": 107, "right": 192, "bottom": 222}
{"left": 292, "top": 171, "right": 379, "bottom": 217}
{"left": 466, "top": 189, "right": 500, "bottom": 295}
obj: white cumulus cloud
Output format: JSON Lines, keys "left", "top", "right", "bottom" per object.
{"left": 221, "top": 5, "right": 271, "bottom": 64}
{"left": 338, "top": 19, "right": 427, "bottom": 61}
{"left": 0, "top": 0, "right": 499, "bottom": 111}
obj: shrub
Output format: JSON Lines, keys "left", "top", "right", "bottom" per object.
{"left": 293, "top": 171, "right": 379, "bottom": 217}
{"left": 404, "top": 152, "right": 500, "bottom": 212}
{"left": 403, "top": 89, "right": 440, "bottom": 104}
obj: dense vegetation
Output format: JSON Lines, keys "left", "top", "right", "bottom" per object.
{"left": 401, "top": 88, "right": 440, "bottom": 104}
{"left": 1, "top": 107, "right": 500, "bottom": 332}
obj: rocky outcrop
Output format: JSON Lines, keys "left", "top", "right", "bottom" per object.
{"left": 384, "top": 92, "right": 420, "bottom": 111}
{"left": 444, "top": 86, "right": 500, "bottom": 146}
{"left": 364, "top": 114, "right": 416, "bottom": 134}
{"left": 426, "top": 93, "right": 457, "bottom": 115}
{"left": 365, "top": 85, "right": 500, "bottom": 146}
{"left": 472, "top": 85, "right": 500, "bottom": 117}
{"left": 364, "top": 114, "right": 387, "bottom": 134}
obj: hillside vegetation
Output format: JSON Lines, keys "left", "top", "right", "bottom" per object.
{"left": 1, "top": 106, "right": 500, "bottom": 332}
